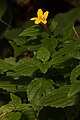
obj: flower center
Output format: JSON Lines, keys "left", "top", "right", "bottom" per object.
{"left": 39, "top": 16, "right": 45, "bottom": 21}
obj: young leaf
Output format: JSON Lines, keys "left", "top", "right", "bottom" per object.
{"left": 10, "top": 93, "right": 21, "bottom": 105}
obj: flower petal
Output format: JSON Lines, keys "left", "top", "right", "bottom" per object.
{"left": 35, "top": 18, "right": 41, "bottom": 24}
{"left": 41, "top": 19, "right": 47, "bottom": 24}
{"left": 37, "top": 9, "right": 43, "bottom": 18}
{"left": 44, "top": 11, "right": 49, "bottom": 19}
{"left": 30, "top": 17, "right": 37, "bottom": 20}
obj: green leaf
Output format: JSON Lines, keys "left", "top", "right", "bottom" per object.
{"left": 0, "top": 80, "right": 17, "bottom": 92}
{"left": 13, "top": 47, "right": 25, "bottom": 57}
{"left": 36, "top": 47, "right": 50, "bottom": 62}
{"left": 40, "top": 31, "right": 50, "bottom": 39}
{"left": 19, "top": 25, "right": 40, "bottom": 37}
{"left": 54, "top": 8, "right": 80, "bottom": 35}
{"left": 49, "top": 19, "right": 57, "bottom": 33}
{"left": 42, "top": 38, "right": 57, "bottom": 56}
{"left": 16, "top": 103, "right": 31, "bottom": 111}
{"left": 68, "top": 65, "right": 80, "bottom": 97}
{"left": 61, "top": 22, "right": 76, "bottom": 39}
{"left": 51, "top": 40, "right": 80, "bottom": 68}
{"left": 10, "top": 93, "right": 21, "bottom": 105}
{"left": 37, "top": 62, "right": 51, "bottom": 74}
{"left": 21, "top": 107, "right": 36, "bottom": 120}
{"left": 27, "top": 78, "right": 54, "bottom": 109}
{"left": 0, "top": 57, "right": 37, "bottom": 78}
{"left": 0, "top": 0, "right": 7, "bottom": 18}
{"left": 34, "top": 59, "right": 51, "bottom": 73}
{"left": 4, "top": 28, "right": 26, "bottom": 47}
{"left": 0, "top": 103, "right": 15, "bottom": 113}
{"left": 0, "top": 100, "right": 5, "bottom": 107}
{"left": 7, "top": 112, "right": 21, "bottom": 120}
{"left": 64, "top": 41, "right": 80, "bottom": 60}
{"left": 7, "top": 58, "right": 38, "bottom": 78}
{"left": 4, "top": 28, "right": 22, "bottom": 40}
{"left": 39, "top": 85, "right": 80, "bottom": 108}
{"left": 50, "top": 53, "right": 70, "bottom": 68}
{"left": 1, "top": 112, "right": 21, "bottom": 120}
{"left": 0, "top": 58, "right": 16, "bottom": 73}
{"left": 0, "top": 77, "right": 28, "bottom": 92}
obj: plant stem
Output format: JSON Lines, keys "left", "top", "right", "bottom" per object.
{"left": 0, "top": 19, "right": 13, "bottom": 29}
{"left": 73, "top": 26, "right": 80, "bottom": 39}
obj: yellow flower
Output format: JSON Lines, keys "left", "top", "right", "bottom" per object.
{"left": 30, "top": 8, "right": 49, "bottom": 25}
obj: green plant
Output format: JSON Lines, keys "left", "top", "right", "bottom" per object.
{"left": 0, "top": 0, "right": 80, "bottom": 120}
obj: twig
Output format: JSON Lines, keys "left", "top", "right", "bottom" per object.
{"left": 0, "top": 112, "right": 6, "bottom": 118}
{"left": 73, "top": 26, "right": 80, "bottom": 39}
{"left": 0, "top": 19, "right": 13, "bottom": 29}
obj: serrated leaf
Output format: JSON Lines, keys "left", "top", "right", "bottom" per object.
{"left": 7, "top": 60, "right": 37, "bottom": 77}
{"left": 0, "top": 0, "right": 7, "bottom": 18}
{"left": 68, "top": 82, "right": 80, "bottom": 97}
{"left": 51, "top": 40, "right": 80, "bottom": 68}
{"left": 38, "top": 62, "right": 51, "bottom": 74}
{"left": 50, "top": 54, "right": 70, "bottom": 68}
{"left": 36, "top": 47, "right": 50, "bottom": 62}
{"left": 34, "top": 59, "right": 51, "bottom": 73}
{"left": 0, "top": 57, "right": 37, "bottom": 78}
{"left": 27, "top": 78, "right": 54, "bottom": 108}
{"left": 68, "top": 65, "right": 80, "bottom": 97}
{"left": 10, "top": 93, "right": 21, "bottom": 105}
{"left": 7, "top": 58, "right": 38, "bottom": 78}
{"left": 19, "top": 25, "right": 40, "bottom": 37}
{"left": 39, "top": 85, "right": 80, "bottom": 108}
{"left": 0, "top": 58, "right": 16, "bottom": 73}
{"left": 0, "top": 100, "right": 30, "bottom": 115}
